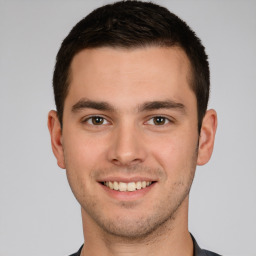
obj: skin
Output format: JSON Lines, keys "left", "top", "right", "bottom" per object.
{"left": 48, "top": 46, "right": 217, "bottom": 256}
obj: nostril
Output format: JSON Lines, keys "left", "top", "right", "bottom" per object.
{"left": 111, "top": 159, "right": 121, "bottom": 165}
{"left": 130, "top": 159, "right": 142, "bottom": 165}
{"left": 111, "top": 158, "right": 142, "bottom": 166}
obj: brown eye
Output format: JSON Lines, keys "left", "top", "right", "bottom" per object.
{"left": 153, "top": 116, "right": 167, "bottom": 125}
{"left": 82, "top": 115, "right": 110, "bottom": 127}
{"left": 91, "top": 116, "right": 104, "bottom": 125}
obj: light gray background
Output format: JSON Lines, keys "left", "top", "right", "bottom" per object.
{"left": 0, "top": 0, "right": 255, "bottom": 255}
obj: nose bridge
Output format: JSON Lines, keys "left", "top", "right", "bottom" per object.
{"left": 108, "top": 119, "right": 146, "bottom": 166}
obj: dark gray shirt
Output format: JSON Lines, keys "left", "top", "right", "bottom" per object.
{"left": 192, "top": 235, "right": 221, "bottom": 256}
{"left": 69, "top": 235, "right": 221, "bottom": 256}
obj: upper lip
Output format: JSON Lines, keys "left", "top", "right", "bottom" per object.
{"left": 97, "top": 176, "right": 158, "bottom": 183}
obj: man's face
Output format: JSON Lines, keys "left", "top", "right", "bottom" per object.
{"left": 58, "top": 46, "right": 200, "bottom": 238}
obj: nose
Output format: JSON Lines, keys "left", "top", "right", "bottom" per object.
{"left": 107, "top": 122, "right": 147, "bottom": 166}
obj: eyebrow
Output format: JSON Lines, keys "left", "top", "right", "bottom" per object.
{"left": 72, "top": 99, "right": 115, "bottom": 112}
{"left": 71, "top": 98, "right": 185, "bottom": 113}
{"left": 138, "top": 100, "right": 186, "bottom": 113}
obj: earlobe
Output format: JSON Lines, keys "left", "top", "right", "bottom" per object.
{"left": 197, "top": 109, "right": 217, "bottom": 166}
{"left": 47, "top": 110, "right": 66, "bottom": 169}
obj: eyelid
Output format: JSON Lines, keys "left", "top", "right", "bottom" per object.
{"left": 80, "top": 114, "right": 174, "bottom": 126}
{"left": 81, "top": 115, "right": 111, "bottom": 125}
{"left": 145, "top": 115, "right": 174, "bottom": 125}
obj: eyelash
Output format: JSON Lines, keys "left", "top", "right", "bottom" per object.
{"left": 146, "top": 116, "right": 172, "bottom": 126}
{"left": 82, "top": 115, "right": 173, "bottom": 126}
{"left": 82, "top": 116, "right": 110, "bottom": 126}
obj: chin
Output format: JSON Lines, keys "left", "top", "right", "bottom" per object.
{"left": 92, "top": 208, "right": 176, "bottom": 240}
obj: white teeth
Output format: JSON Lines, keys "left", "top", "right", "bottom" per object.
{"left": 104, "top": 181, "right": 152, "bottom": 192}
{"left": 136, "top": 181, "right": 142, "bottom": 190}
{"left": 113, "top": 181, "right": 119, "bottom": 190}
{"left": 119, "top": 182, "right": 127, "bottom": 191}
{"left": 109, "top": 181, "right": 114, "bottom": 189}
{"left": 127, "top": 182, "right": 136, "bottom": 192}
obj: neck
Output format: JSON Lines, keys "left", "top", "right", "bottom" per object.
{"left": 81, "top": 197, "right": 193, "bottom": 256}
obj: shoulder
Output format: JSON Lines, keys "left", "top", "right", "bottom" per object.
{"left": 201, "top": 249, "right": 221, "bottom": 256}
{"left": 192, "top": 234, "right": 222, "bottom": 256}
{"left": 68, "top": 245, "right": 83, "bottom": 256}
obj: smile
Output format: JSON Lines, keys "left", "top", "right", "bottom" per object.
{"left": 103, "top": 181, "right": 153, "bottom": 192}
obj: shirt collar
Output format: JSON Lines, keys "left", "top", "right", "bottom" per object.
{"left": 74, "top": 234, "right": 216, "bottom": 256}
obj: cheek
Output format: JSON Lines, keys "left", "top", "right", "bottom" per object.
{"left": 63, "top": 130, "right": 108, "bottom": 172}
{"left": 62, "top": 133, "right": 106, "bottom": 200}
{"left": 149, "top": 131, "right": 198, "bottom": 174}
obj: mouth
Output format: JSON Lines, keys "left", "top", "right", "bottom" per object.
{"left": 101, "top": 181, "right": 155, "bottom": 192}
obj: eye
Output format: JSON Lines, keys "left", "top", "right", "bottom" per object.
{"left": 147, "top": 116, "right": 170, "bottom": 126}
{"left": 84, "top": 116, "right": 109, "bottom": 125}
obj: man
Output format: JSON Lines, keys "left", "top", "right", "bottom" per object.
{"left": 48, "top": 1, "right": 219, "bottom": 255}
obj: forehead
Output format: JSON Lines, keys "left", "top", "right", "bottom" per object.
{"left": 67, "top": 46, "right": 194, "bottom": 108}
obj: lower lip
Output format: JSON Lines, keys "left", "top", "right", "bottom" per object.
{"left": 100, "top": 182, "right": 156, "bottom": 201}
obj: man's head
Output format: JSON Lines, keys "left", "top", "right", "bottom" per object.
{"left": 53, "top": 0, "right": 209, "bottom": 132}
{"left": 48, "top": 0, "right": 217, "bottom": 241}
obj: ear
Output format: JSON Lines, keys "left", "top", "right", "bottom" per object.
{"left": 197, "top": 109, "right": 217, "bottom": 166}
{"left": 47, "top": 110, "right": 66, "bottom": 169}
